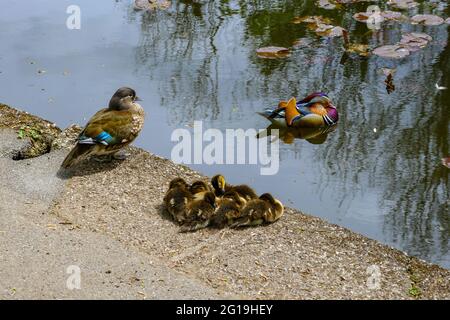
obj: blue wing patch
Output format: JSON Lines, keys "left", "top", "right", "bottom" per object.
{"left": 78, "top": 131, "right": 113, "bottom": 146}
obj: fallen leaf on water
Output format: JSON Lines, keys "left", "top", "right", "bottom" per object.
{"left": 410, "top": 14, "right": 444, "bottom": 26}
{"left": 256, "top": 46, "right": 290, "bottom": 59}
{"left": 316, "top": 0, "right": 341, "bottom": 10}
{"left": 385, "top": 73, "right": 396, "bottom": 94}
{"left": 387, "top": 0, "right": 418, "bottom": 10}
{"left": 442, "top": 157, "right": 450, "bottom": 168}
{"left": 373, "top": 45, "right": 410, "bottom": 59}
{"left": 380, "top": 67, "right": 397, "bottom": 76}
{"left": 353, "top": 12, "right": 372, "bottom": 22}
{"left": 353, "top": 10, "right": 407, "bottom": 23}
{"left": 346, "top": 43, "right": 370, "bottom": 57}
{"left": 399, "top": 32, "right": 432, "bottom": 52}
{"left": 382, "top": 11, "right": 408, "bottom": 21}
{"left": 316, "top": 25, "right": 346, "bottom": 37}
{"left": 292, "top": 16, "right": 332, "bottom": 25}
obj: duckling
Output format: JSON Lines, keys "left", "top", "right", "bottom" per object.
{"left": 189, "top": 180, "right": 211, "bottom": 201}
{"left": 61, "top": 87, "right": 145, "bottom": 168}
{"left": 230, "top": 193, "right": 284, "bottom": 228}
{"left": 180, "top": 192, "right": 216, "bottom": 232}
{"left": 163, "top": 178, "right": 193, "bottom": 224}
{"left": 211, "top": 174, "right": 257, "bottom": 201}
{"left": 210, "top": 190, "right": 247, "bottom": 228}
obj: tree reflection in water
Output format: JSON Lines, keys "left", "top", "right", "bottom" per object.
{"left": 127, "top": 0, "right": 449, "bottom": 266}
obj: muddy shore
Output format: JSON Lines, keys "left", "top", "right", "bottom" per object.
{"left": 1, "top": 103, "right": 449, "bottom": 299}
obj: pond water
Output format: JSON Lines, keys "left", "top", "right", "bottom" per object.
{"left": 0, "top": 0, "right": 449, "bottom": 268}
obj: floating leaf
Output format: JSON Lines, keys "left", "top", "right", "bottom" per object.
{"left": 373, "top": 45, "right": 410, "bottom": 59}
{"left": 346, "top": 43, "right": 370, "bottom": 57}
{"left": 353, "top": 10, "right": 407, "bottom": 23}
{"left": 379, "top": 67, "right": 397, "bottom": 76}
{"left": 292, "top": 16, "right": 332, "bottom": 25}
{"left": 317, "top": 0, "right": 341, "bottom": 10}
{"left": 292, "top": 15, "right": 344, "bottom": 38}
{"left": 382, "top": 11, "right": 408, "bottom": 21}
{"left": 385, "top": 73, "right": 395, "bottom": 94}
{"left": 410, "top": 14, "right": 444, "bottom": 26}
{"left": 446, "top": 18, "right": 450, "bottom": 24}
{"left": 387, "top": 0, "right": 418, "bottom": 10}
{"left": 353, "top": 12, "right": 371, "bottom": 22}
{"left": 256, "top": 46, "right": 290, "bottom": 59}
{"left": 317, "top": 25, "right": 346, "bottom": 37}
{"left": 399, "top": 32, "right": 432, "bottom": 52}
{"left": 442, "top": 157, "right": 450, "bottom": 168}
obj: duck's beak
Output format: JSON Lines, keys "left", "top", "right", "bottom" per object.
{"left": 135, "top": 96, "right": 142, "bottom": 101}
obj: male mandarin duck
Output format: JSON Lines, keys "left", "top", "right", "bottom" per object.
{"left": 61, "top": 87, "right": 145, "bottom": 168}
{"left": 259, "top": 92, "right": 338, "bottom": 128}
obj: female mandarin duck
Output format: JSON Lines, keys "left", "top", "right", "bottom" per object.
{"left": 260, "top": 92, "right": 338, "bottom": 128}
{"left": 61, "top": 87, "right": 145, "bottom": 168}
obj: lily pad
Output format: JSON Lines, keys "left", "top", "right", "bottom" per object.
{"left": 373, "top": 45, "right": 410, "bottom": 59}
{"left": 292, "top": 16, "right": 333, "bottom": 25}
{"left": 256, "top": 47, "right": 290, "bottom": 59}
{"left": 382, "top": 11, "right": 409, "bottom": 21}
{"left": 399, "top": 32, "right": 432, "bottom": 52}
{"left": 387, "top": 0, "right": 418, "bottom": 10}
{"left": 353, "top": 10, "right": 407, "bottom": 23}
{"left": 410, "top": 14, "right": 444, "bottom": 26}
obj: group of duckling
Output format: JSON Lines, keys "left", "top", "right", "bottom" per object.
{"left": 164, "top": 174, "right": 284, "bottom": 232}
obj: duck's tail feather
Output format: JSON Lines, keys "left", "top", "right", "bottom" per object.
{"left": 61, "top": 144, "right": 94, "bottom": 168}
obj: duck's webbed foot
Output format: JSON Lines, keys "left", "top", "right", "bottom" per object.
{"left": 112, "top": 150, "right": 130, "bottom": 160}
{"left": 93, "top": 154, "right": 114, "bottom": 163}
